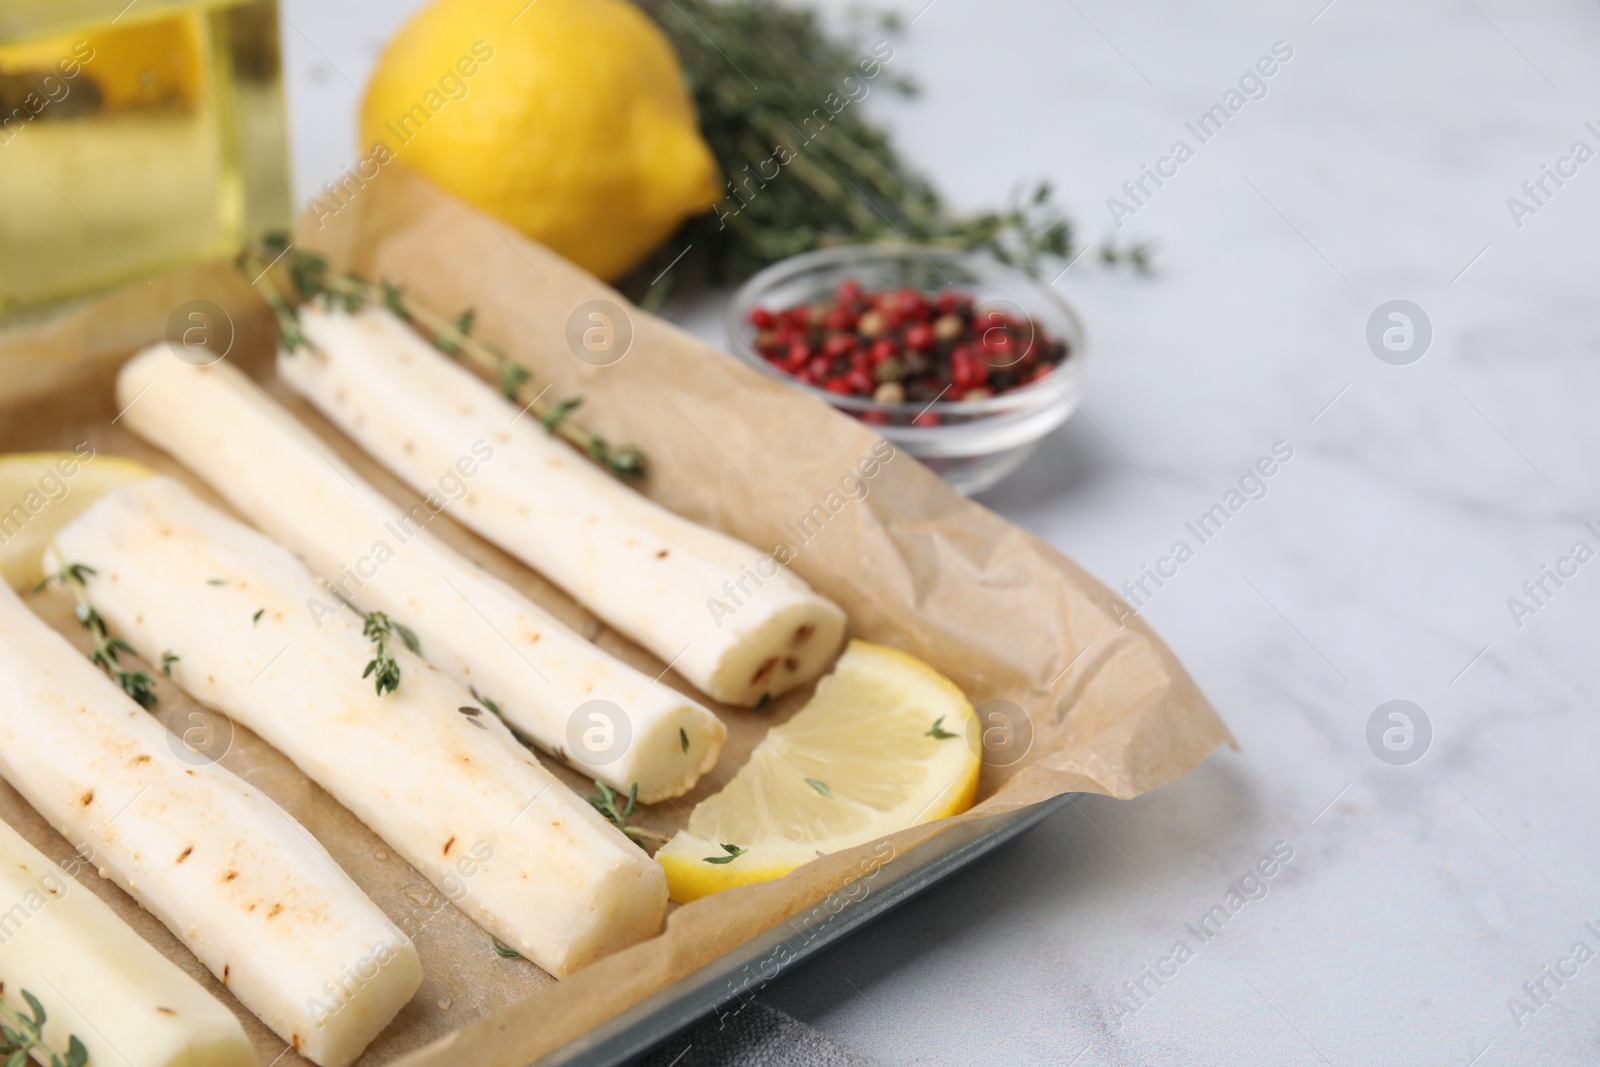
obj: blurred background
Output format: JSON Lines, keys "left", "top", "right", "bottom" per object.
{"left": 7, "top": 0, "right": 1600, "bottom": 1064}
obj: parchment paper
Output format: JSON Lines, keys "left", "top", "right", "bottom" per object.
{"left": 0, "top": 165, "right": 1232, "bottom": 1066}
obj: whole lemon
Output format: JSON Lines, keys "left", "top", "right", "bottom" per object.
{"left": 361, "top": 0, "right": 721, "bottom": 280}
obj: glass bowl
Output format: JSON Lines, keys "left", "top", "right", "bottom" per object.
{"left": 724, "top": 245, "right": 1085, "bottom": 496}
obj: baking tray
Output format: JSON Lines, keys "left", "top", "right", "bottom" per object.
{"left": 0, "top": 312, "right": 1094, "bottom": 1066}
{"left": 0, "top": 220, "right": 1225, "bottom": 1062}
{"left": 541, "top": 792, "right": 1077, "bottom": 1066}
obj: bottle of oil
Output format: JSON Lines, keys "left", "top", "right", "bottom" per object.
{"left": 0, "top": 0, "right": 289, "bottom": 324}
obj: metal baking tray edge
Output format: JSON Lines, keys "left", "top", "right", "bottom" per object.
{"left": 536, "top": 791, "right": 1079, "bottom": 1067}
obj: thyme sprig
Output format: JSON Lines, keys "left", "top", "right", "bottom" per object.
{"left": 360, "top": 611, "right": 419, "bottom": 697}
{"left": 586, "top": 781, "right": 667, "bottom": 850}
{"left": 490, "top": 936, "right": 522, "bottom": 959}
{"left": 0, "top": 991, "right": 88, "bottom": 1067}
{"left": 39, "top": 563, "right": 156, "bottom": 709}
{"left": 236, "top": 235, "right": 647, "bottom": 481}
{"left": 925, "top": 716, "right": 957, "bottom": 740}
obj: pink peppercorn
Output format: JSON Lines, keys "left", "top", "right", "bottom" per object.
{"left": 823, "top": 334, "right": 857, "bottom": 358}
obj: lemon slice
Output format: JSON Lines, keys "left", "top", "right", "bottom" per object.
{"left": 657, "top": 640, "right": 981, "bottom": 902}
{"left": 0, "top": 451, "right": 154, "bottom": 591}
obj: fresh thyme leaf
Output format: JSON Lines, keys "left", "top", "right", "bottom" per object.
{"left": 702, "top": 843, "right": 747, "bottom": 865}
{"left": 361, "top": 658, "right": 400, "bottom": 695}
{"left": 472, "top": 688, "right": 503, "bottom": 718}
{"left": 206, "top": 578, "right": 229, "bottom": 586}
{"left": 925, "top": 715, "right": 957, "bottom": 740}
{"left": 361, "top": 611, "right": 407, "bottom": 696}
{"left": 435, "top": 308, "right": 477, "bottom": 357}
{"left": 754, "top": 693, "right": 772, "bottom": 712}
{"left": 1101, "top": 239, "right": 1155, "bottom": 274}
{"left": 603, "top": 445, "right": 647, "bottom": 481}
{"left": 33, "top": 562, "right": 94, "bottom": 592}
{"left": 252, "top": 608, "right": 264, "bottom": 625}
{"left": 499, "top": 362, "right": 531, "bottom": 401}
{"left": 392, "top": 621, "right": 421, "bottom": 654}
{"left": 21, "top": 992, "right": 44, "bottom": 1031}
{"left": 490, "top": 936, "right": 522, "bottom": 959}
{"left": 586, "top": 780, "right": 667, "bottom": 850}
{"left": 540, "top": 396, "right": 583, "bottom": 433}
{"left": 589, "top": 780, "right": 634, "bottom": 827}
{"left": 161, "top": 651, "right": 179, "bottom": 677}
{"left": 381, "top": 282, "right": 410, "bottom": 322}
{"left": 264, "top": 290, "right": 310, "bottom": 354}
{"left": 115, "top": 669, "right": 156, "bottom": 709}
{"left": 679, "top": 727, "right": 689, "bottom": 753}
{"left": 806, "top": 778, "right": 832, "bottom": 797}
{"left": 595, "top": 783, "right": 630, "bottom": 825}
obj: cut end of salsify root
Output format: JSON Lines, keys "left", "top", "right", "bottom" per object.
{"left": 702, "top": 599, "right": 849, "bottom": 708}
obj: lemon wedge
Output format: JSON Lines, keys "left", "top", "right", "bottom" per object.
{"left": 0, "top": 451, "right": 154, "bottom": 591}
{"left": 657, "top": 640, "right": 981, "bottom": 902}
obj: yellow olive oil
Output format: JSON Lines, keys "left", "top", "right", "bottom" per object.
{"left": 0, "top": 0, "right": 288, "bottom": 323}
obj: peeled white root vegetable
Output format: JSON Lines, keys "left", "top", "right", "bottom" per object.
{"left": 54, "top": 477, "right": 668, "bottom": 978}
{"left": 116, "top": 348, "right": 724, "bottom": 803}
{"left": 0, "top": 816, "right": 255, "bottom": 1067}
{"left": 0, "top": 582, "right": 420, "bottom": 1067}
{"left": 280, "top": 305, "right": 848, "bottom": 708}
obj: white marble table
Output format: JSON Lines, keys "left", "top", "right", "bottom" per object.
{"left": 283, "top": 1, "right": 1600, "bottom": 1063}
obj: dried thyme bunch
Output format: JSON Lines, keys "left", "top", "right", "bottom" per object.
{"left": 631, "top": 0, "right": 1149, "bottom": 302}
